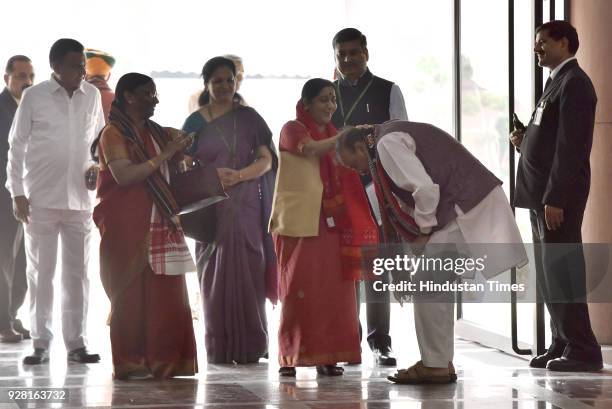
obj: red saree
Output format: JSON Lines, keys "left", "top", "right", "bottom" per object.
{"left": 275, "top": 103, "right": 377, "bottom": 366}
{"left": 93, "top": 124, "right": 197, "bottom": 379}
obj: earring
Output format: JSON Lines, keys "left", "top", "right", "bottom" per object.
{"left": 366, "top": 134, "right": 376, "bottom": 148}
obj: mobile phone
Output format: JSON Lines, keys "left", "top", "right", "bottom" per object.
{"left": 512, "top": 113, "right": 526, "bottom": 131}
{"left": 184, "top": 132, "right": 197, "bottom": 154}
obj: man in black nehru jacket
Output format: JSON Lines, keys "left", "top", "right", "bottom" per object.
{"left": 331, "top": 27, "right": 408, "bottom": 366}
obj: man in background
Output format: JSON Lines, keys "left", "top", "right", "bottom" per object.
{"left": 512, "top": 20, "right": 602, "bottom": 372}
{"left": 0, "top": 55, "right": 34, "bottom": 343}
{"left": 85, "top": 48, "right": 115, "bottom": 121}
{"left": 331, "top": 27, "right": 408, "bottom": 367}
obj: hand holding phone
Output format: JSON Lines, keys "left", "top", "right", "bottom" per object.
{"left": 512, "top": 113, "right": 526, "bottom": 131}
{"left": 510, "top": 113, "right": 526, "bottom": 149}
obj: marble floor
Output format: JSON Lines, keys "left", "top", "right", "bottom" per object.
{"left": 1, "top": 326, "right": 612, "bottom": 409}
{"left": 8, "top": 238, "right": 612, "bottom": 407}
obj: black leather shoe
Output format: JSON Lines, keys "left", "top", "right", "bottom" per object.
{"left": 23, "top": 348, "right": 49, "bottom": 365}
{"left": 316, "top": 365, "right": 344, "bottom": 376}
{"left": 0, "top": 329, "right": 22, "bottom": 343}
{"left": 67, "top": 347, "right": 100, "bottom": 363}
{"left": 529, "top": 351, "right": 562, "bottom": 369}
{"left": 279, "top": 367, "right": 296, "bottom": 377}
{"left": 12, "top": 320, "right": 31, "bottom": 340}
{"left": 373, "top": 347, "right": 397, "bottom": 366}
{"left": 546, "top": 357, "right": 603, "bottom": 372}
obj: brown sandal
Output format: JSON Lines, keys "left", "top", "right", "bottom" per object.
{"left": 387, "top": 361, "right": 457, "bottom": 384}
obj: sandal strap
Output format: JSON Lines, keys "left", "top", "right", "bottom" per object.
{"left": 393, "top": 363, "right": 421, "bottom": 381}
{"left": 393, "top": 361, "right": 453, "bottom": 382}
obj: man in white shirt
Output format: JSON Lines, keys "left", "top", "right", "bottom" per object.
{"left": 337, "top": 122, "right": 527, "bottom": 383}
{"left": 6, "top": 38, "right": 105, "bottom": 365}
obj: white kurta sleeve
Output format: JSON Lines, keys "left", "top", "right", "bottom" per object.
{"left": 376, "top": 131, "right": 439, "bottom": 234}
{"left": 389, "top": 84, "right": 408, "bottom": 120}
{"left": 5, "top": 92, "right": 33, "bottom": 198}
{"left": 94, "top": 92, "right": 106, "bottom": 134}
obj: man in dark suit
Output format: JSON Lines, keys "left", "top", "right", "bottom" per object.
{"left": 512, "top": 20, "right": 602, "bottom": 372}
{"left": 0, "top": 55, "right": 34, "bottom": 343}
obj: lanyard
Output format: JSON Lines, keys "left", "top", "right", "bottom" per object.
{"left": 208, "top": 104, "right": 238, "bottom": 167}
{"left": 335, "top": 77, "right": 374, "bottom": 126}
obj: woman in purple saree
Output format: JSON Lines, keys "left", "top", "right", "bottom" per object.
{"left": 182, "top": 57, "right": 277, "bottom": 364}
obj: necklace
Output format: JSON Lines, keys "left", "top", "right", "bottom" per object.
{"left": 207, "top": 104, "right": 238, "bottom": 167}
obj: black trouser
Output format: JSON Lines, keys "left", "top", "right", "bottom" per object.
{"left": 0, "top": 198, "right": 27, "bottom": 332}
{"left": 530, "top": 207, "right": 602, "bottom": 363}
{"left": 356, "top": 175, "right": 393, "bottom": 352}
{"left": 356, "top": 271, "right": 392, "bottom": 351}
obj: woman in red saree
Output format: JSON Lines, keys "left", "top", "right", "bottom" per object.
{"left": 91, "top": 73, "right": 197, "bottom": 380}
{"left": 269, "top": 79, "right": 378, "bottom": 376}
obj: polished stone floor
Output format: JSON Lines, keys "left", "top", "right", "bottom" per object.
{"left": 1, "top": 324, "right": 612, "bottom": 409}
{"left": 7, "top": 238, "right": 612, "bottom": 407}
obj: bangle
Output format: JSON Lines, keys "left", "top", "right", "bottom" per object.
{"left": 238, "top": 170, "right": 243, "bottom": 180}
{"left": 147, "top": 159, "right": 156, "bottom": 170}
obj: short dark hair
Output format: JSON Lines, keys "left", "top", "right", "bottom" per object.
{"left": 336, "top": 126, "right": 370, "bottom": 153}
{"left": 332, "top": 28, "right": 367, "bottom": 49}
{"left": 5, "top": 55, "right": 31, "bottom": 74}
{"left": 49, "top": 38, "right": 84, "bottom": 65}
{"left": 198, "top": 56, "right": 237, "bottom": 106}
{"left": 301, "top": 78, "right": 334, "bottom": 105}
{"left": 536, "top": 20, "right": 579, "bottom": 54}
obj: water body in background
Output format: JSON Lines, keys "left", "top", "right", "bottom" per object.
{"left": 153, "top": 77, "right": 308, "bottom": 145}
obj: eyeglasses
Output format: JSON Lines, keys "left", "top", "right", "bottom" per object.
{"left": 137, "top": 89, "right": 159, "bottom": 99}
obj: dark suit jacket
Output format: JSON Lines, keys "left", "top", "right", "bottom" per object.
{"left": 0, "top": 88, "right": 18, "bottom": 222}
{"left": 514, "top": 60, "right": 597, "bottom": 210}
{"left": 0, "top": 88, "right": 18, "bottom": 194}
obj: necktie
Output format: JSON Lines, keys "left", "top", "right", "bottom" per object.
{"left": 544, "top": 76, "right": 552, "bottom": 92}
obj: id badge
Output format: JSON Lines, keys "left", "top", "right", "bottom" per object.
{"left": 533, "top": 101, "right": 546, "bottom": 126}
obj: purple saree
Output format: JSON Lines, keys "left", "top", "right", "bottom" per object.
{"left": 183, "top": 105, "right": 278, "bottom": 364}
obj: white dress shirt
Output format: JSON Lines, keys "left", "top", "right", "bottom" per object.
{"left": 6, "top": 76, "right": 105, "bottom": 210}
{"left": 389, "top": 84, "right": 408, "bottom": 120}
{"left": 550, "top": 56, "right": 577, "bottom": 79}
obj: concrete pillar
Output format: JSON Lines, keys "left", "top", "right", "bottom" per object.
{"left": 572, "top": 0, "right": 612, "bottom": 344}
